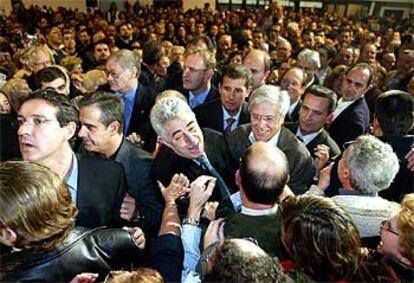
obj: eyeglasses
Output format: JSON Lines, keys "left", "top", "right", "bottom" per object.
{"left": 380, "top": 219, "right": 400, "bottom": 236}
{"left": 251, "top": 114, "right": 278, "bottom": 123}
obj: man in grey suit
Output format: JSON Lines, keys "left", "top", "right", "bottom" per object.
{"left": 227, "top": 85, "right": 314, "bottom": 195}
{"left": 78, "top": 92, "right": 163, "bottom": 236}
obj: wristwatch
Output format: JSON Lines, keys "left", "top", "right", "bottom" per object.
{"left": 183, "top": 217, "right": 200, "bottom": 227}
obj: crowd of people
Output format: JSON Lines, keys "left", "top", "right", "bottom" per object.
{"left": 0, "top": 1, "right": 414, "bottom": 282}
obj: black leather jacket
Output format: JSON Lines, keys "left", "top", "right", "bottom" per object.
{"left": 0, "top": 227, "right": 143, "bottom": 282}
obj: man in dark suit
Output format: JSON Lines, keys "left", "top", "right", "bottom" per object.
{"left": 281, "top": 67, "right": 310, "bottom": 123}
{"left": 227, "top": 85, "right": 314, "bottom": 195}
{"left": 77, "top": 92, "right": 163, "bottom": 235}
{"left": 371, "top": 90, "right": 414, "bottom": 202}
{"left": 328, "top": 63, "right": 373, "bottom": 146}
{"left": 150, "top": 94, "right": 237, "bottom": 209}
{"left": 284, "top": 85, "right": 341, "bottom": 161}
{"left": 181, "top": 47, "right": 219, "bottom": 109}
{"left": 106, "top": 49, "right": 157, "bottom": 152}
{"left": 194, "top": 63, "right": 251, "bottom": 134}
{"left": 17, "top": 89, "right": 131, "bottom": 228}
{"left": 224, "top": 142, "right": 289, "bottom": 259}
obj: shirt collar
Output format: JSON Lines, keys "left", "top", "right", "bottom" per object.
{"left": 338, "top": 188, "right": 378, "bottom": 197}
{"left": 189, "top": 85, "right": 211, "bottom": 106}
{"left": 296, "top": 127, "right": 323, "bottom": 145}
{"left": 248, "top": 130, "right": 280, "bottom": 147}
{"left": 241, "top": 205, "right": 278, "bottom": 216}
{"left": 116, "top": 81, "right": 138, "bottom": 101}
{"left": 64, "top": 151, "right": 78, "bottom": 193}
{"left": 222, "top": 106, "right": 242, "bottom": 121}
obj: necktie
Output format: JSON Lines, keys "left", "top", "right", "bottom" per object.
{"left": 225, "top": 117, "right": 236, "bottom": 134}
{"left": 196, "top": 155, "right": 233, "bottom": 204}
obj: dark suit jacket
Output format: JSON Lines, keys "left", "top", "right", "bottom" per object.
{"left": 328, "top": 97, "right": 370, "bottom": 147}
{"left": 0, "top": 114, "right": 20, "bottom": 161}
{"left": 224, "top": 210, "right": 286, "bottom": 259}
{"left": 114, "top": 139, "right": 163, "bottom": 235}
{"left": 284, "top": 122, "right": 341, "bottom": 160}
{"left": 378, "top": 135, "right": 414, "bottom": 203}
{"left": 151, "top": 128, "right": 235, "bottom": 203}
{"left": 76, "top": 154, "right": 127, "bottom": 228}
{"left": 284, "top": 100, "right": 301, "bottom": 123}
{"left": 227, "top": 125, "right": 314, "bottom": 194}
{"left": 194, "top": 99, "right": 250, "bottom": 134}
{"left": 127, "top": 83, "right": 157, "bottom": 152}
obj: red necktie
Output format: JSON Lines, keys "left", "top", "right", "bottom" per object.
{"left": 225, "top": 117, "right": 236, "bottom": 134}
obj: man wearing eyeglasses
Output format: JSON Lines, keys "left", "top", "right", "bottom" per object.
{"left": 106, "top": 49, "right": 157, "bottom": 152}
{"left": 181, "top": 47, "right": 219, "bottom": 109}
{"left": 17, "top": 89, "right": 134, "bottom": 229}
{"left": 227, "top": 84, "right": 314, "bottom": 195}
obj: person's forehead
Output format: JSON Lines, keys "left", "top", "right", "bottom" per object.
{"left": 303, "top": 93, "right": 329, "bottom": 109}
{"left": 284, "top": 69, "right": 302, "bottom": 81}
{"left": 80, "top": 104, "right": 102, "bottom": 121}
{"left": 347, "top": 67, "right": 369, "bottom": 80}
{"left": 222, "top": 76, "right": 247, "bottom": 87}
{"left": 20, "top": 99, "right": 58, "bottom": 116}
{"left": 185, "top": 54, "right": 204, "bottom": 66}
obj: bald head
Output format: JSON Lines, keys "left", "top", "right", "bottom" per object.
{"left": 239, "top": 142, "right": 289, "bottom": 204}
{"left": 243, "top": 49, "right": 271, "bottom": 90}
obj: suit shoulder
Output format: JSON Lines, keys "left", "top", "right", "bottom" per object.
{"left": 78, "top": 154, "right": 124, "bottom": 170}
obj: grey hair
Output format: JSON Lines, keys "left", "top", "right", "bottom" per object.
{"left": 108, "top": 49, "right": 141, "bottom": 77}
{"left": 297, "top": 48, "right": 321, "bottom": 69}
{"left": 150, "top": 95, "right": 195, "bottom": 140}
{"left": 248, "top": 84, "right": 290, "bottom": 117}
{"left": 345, "top": 135, "right": 399, "bottom": 194}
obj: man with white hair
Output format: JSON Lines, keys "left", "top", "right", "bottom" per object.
{"left": 150, "top": 91, "right": 236, "bottom": 208}
{"left": 297, "top": 48, "right": 321, "bottom": 86}
{"left": 308, "top": 135, "right": 400, "bottom": 238}
{"left": 227, "top": 85, "right": 314, "bottom": 195}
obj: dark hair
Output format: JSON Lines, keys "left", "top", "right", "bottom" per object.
{"left": 304, "top": 85, "right": 338, "bottom": 113}
{"left": 281, "top": 195, "right": 361, "bottom": 281}
{"left": 346, "top": 62, "right": 376, "bottom": 86}
{"left": 318, "top": 44, "right": 337, "bottom": 60}
{"left": 142, "top": 40, "right": 164, "bottom": 65}
{"left": 78, "top": 92, "right": 124, "bottom": 134}
{"left": 37, "top": 66, "right": 67, "bottom": 84}
{"left": 204, "top": 239, "right": 287, "bottom": 283}
{"left": 93, "top": 38, "right": 111, "bottom": 49}
{"left": 375, "top": 90, "right": 414, "bottom": 135}
{"left": 21, "top": 89, "right": 79, "bottom": 129}
{"left": 220, "top": 63, "right": 252, "bottom": 87}
{"left": 239, "top": 145, "right": 288, "bottom": 205}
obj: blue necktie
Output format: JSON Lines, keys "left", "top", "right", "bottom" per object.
{"left": 196, "top": 155, "right": 232, "bottom": 202}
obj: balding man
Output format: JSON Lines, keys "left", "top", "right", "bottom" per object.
{"left": 227, "top": 84, "right": 314, "bottom": 195}
{"left": 328, "top": 63, "right": 373, "bottom": 146}
{"left": 224, "top": 142, "right": 290, "bottom": 258}
{"left": 243, "top": 49, "right": 272, "bottom": 91}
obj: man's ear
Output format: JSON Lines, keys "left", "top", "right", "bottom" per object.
{"left": 108, "top": 121, "right": 121, "bottom": 134}
{"left": 0, "top": 227, "right": 17, "bottom": 247}
{"left": 325, "top": 112, "right": 334, "bottom": 125}
{"left": 64, "top": 121, "right": 77, "bottom": 140}
{"left": 263, "top": 70, "right": 271, "bottom": 81}
{"left": 235, "top": 169, "right": 241, "bottom": 187}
